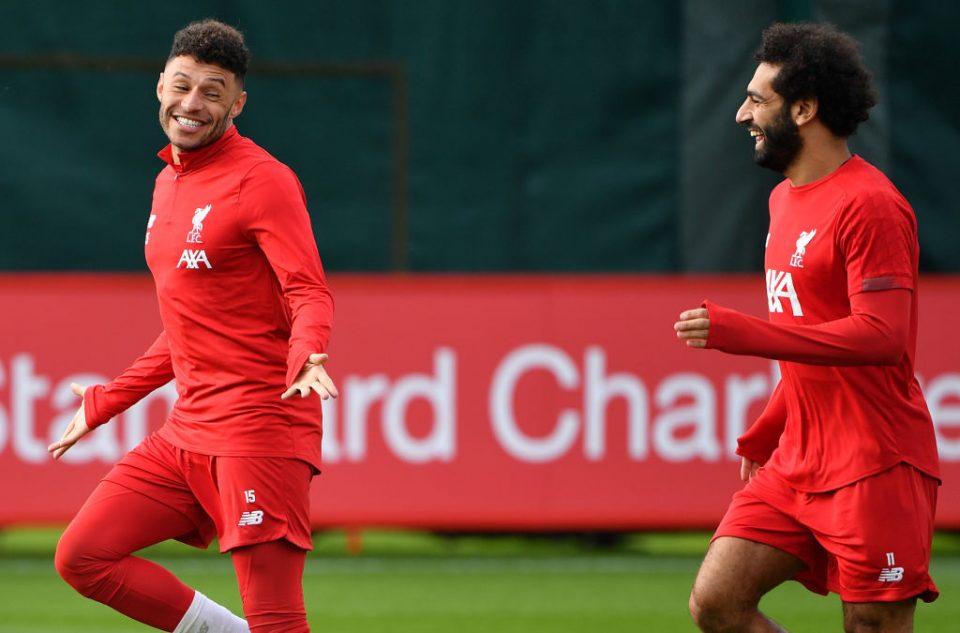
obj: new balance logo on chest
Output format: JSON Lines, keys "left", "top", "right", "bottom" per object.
{"left": 766, "top": 269, "right": 803, "bottom": 316}
{"left": 145, "top": 214, "right": 157, "bottom": 245}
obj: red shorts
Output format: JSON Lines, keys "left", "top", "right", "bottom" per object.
{"left": 103, "top": 433, "right": 315, "bottom": 552}
{"left": 715, "top": 463, "right": 939, "bottom": 603}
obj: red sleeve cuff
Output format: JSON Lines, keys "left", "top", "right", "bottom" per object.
{"left": 83, "top": 385, "right": 110, "bottom": 429}
{"left": 702, "top": 299, "right": 742, "bottom": 351}
{"left": 286, "top": 348, "right": 312, "bottom": 388}
{"left": 736, "top": 436, "right": 775, "bottom": 465}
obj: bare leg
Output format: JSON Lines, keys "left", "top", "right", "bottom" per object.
{"left": 842, "top": 600, "right": 916, "bottom": 633}
{"left": 689, "top": 536, "right": 805, "bottom": 632}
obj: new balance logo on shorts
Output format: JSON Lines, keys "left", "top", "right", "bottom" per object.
{"left": 238, "top": 510, "right": 264, "bottom": 527}
{"left": 878, "top": 551, "right": 905, "bottom": 582}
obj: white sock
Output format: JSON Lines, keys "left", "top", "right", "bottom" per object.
{"left": 173, "top": 591, "right": 249, "bottom": 633}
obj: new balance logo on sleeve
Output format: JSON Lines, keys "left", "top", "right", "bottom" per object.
{"left": 238, "top": 510, "right": 264, "bottom": 527}
{"left": 766, "top": 269, "right": 804, "bottom": 316}
{"left": 878, "top": 551, "right": 905, "bottom": 582}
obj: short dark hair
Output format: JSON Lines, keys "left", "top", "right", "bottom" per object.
{"left": 755, "top": 23, "right": 878, "bottom": 137}
{"left": 168, "top": 19, "right": 250, "bottom": 83}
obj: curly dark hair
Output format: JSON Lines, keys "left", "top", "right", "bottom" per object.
{"left": 168, "top": 19, "right": 250, "bottom": 84}
{"left": 755, "top": 23, "right": 878, "bottom": 137}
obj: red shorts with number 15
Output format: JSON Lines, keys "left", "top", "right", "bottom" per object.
{"left": 102, "top": 432, "right": 315, "bottom": 552}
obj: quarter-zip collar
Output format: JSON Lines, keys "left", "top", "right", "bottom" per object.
{"left": 157, "top": 126, "right": 240, "bottom": 174}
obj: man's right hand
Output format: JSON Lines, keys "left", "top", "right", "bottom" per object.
{"left": 674, "top": 307, "right": 711, "bottom": 348}
{"left": 47, "top": 383, "right": 91, "bottom": 460}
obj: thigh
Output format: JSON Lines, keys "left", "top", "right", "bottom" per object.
{"left": 695, "top": 536, "right": 806, "bottom": 607}
{"left": 711, "top": 477, "right": 829, "bottom": 596}
{"left": 59, "top": 479, "right": 199, "bottom": 561}
{"left": 103, "top": 433, "right": 217, "bottom": 548}
{"left": 809, "top": 464, "right": 939, "bottom": 604}
{"left": 213, "top": 456, "right": 314, "bottom": 552}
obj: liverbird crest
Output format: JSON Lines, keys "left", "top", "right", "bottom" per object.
{"left": 185, "top": 204, "right": 212, "bottom": 244}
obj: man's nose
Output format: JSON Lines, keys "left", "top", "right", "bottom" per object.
{"left": 736, "top": 97, "right": 756, "bottom": 125}
{"left": 181, "top": 89, "right": 203, "bottom": 111}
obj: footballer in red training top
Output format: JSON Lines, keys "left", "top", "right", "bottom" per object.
{"left": 50, "top": 19, "right": 336, "bottom": 633}
{"left": 675, "top": 22, "right": 940, "bottom": 633}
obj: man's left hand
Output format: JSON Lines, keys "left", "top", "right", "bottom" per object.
{"left": 282, "top": 353, "right": 339, "bottom": 400}
{"left": 674, "top": 308, "right": 710, "bottom": 348}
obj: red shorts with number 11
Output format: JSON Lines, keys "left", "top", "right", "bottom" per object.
{"left": 715, "top": 462, "right": 938, "bottom": 603}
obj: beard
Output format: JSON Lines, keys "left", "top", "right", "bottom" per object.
{"left": 753, "top": 104, "right": 803, "bottom": 173}
{"left": 158, "top": 104, "right": 233, "bottom": 153}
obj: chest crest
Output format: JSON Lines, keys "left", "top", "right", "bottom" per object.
{"left": 177, "top": 204, "right": 214, "bottom": 269}
{"left": 185, "top": 204, "right": 213, "bottom": 244}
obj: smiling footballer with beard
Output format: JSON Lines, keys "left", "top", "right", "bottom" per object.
{"left": 675, "top": 22, "right": 941, "bottom": 633}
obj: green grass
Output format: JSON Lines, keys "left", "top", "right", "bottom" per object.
{"left": 0, "top": 529, "right": 958, "bottom": 632}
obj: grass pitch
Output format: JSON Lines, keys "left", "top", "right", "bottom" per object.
{"left": 0, "top": 529, "right": 958, "bottom": 632}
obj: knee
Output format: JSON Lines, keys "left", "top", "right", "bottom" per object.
{"left": 689, "top": 585, "right": 746, "bottom": 633}
{"left": 54, "top": 530, "right": 110, "bottom": 596}
{"left": 843, "top": 601, "right": 915, "bottom": 633}
{"left": 843, "top": 611, "right": 879, "bottom": 633}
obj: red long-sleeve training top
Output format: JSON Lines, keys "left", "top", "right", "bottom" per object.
{"left": 84, "top": 126, "right": 333, "bottom": 471}
{"left": 705, "top": 156, "right": 939, "bottom": 492}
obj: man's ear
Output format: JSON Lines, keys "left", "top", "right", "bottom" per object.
{"left": 229, "top": 91, "right": 248, "bottom": 120}
{"left": 156, "top": 72, "right": 164, "bottom": 102}
{"left": 792, "top": 97, "right": 818, "bottom": 127}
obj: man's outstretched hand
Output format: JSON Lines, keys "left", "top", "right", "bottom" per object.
{"left": 282, "top": 353, "right": 339, "bottom": 401}
{"left": 48, "top": 383, "right": 91, "bottom": 460}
